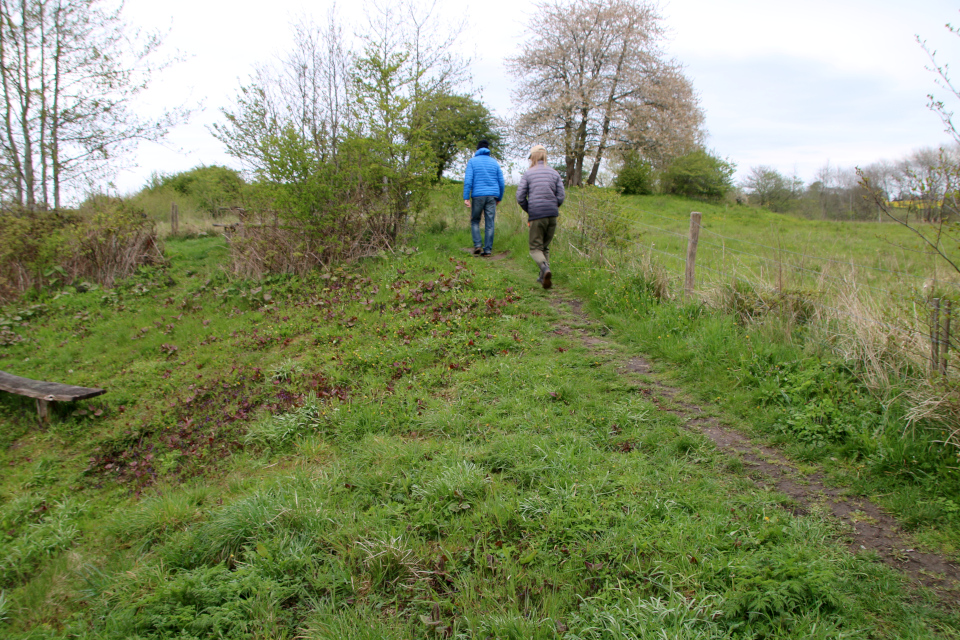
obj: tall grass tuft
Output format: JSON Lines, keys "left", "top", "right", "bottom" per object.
{"left": 355, "top": 535, "right": 428, "bottom": 595}
{"left": 0, "top": 498, "right": 84, "bottom": 588}
{"left": 565, "top": 594, "right": 726, "bottom": 639}
{"left": 411, "top": 460, "right": 490, "bottom": 512}
{"left": 109, "top": 486, "right": 212, "bottom": 553}
{"left": 244, "top": 393, "right": 327, "bottom": 450}
{"left": 165, "top": 475, "right": 333, "bottom": 567}
{"left": 224, "top": 204, "right": 400, "bottom": 279}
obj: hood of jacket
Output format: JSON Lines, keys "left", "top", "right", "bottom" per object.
{"left": 474, "top": 148, "right": 492, "bottom": 157}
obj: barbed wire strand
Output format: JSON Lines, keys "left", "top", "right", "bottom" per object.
{"left": 603, "top": 199, "right": 956, "bottom": 287}
{"left": 695, "top": 261, "right": 930, "bottom": 339}
{"left": 685, "top": 235, "right": 915, "bottom": 301}
{"left": 586, "top": 207, "right": 929, "bottom": 302}
{"left": 565, "top": 200, "right": 938, "bottom": 342}
{"left": 695, "top": 223, "right": 952, "bottom": 286}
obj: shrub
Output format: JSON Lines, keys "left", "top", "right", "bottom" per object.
{"left": 565, "top": 187, "right": 633, "bottom": 255}
{"left": 224, "top": 135, "right": 409, "bottom": 278}
{"left": 0, "top": 197, "right": 164, "bottom": 303}
{"left": 614, "top": 151, "right": 655, "bottom": 195}
{"left": 145, "top": 165, "right": 245, "bottom": 215}
{"left": 67, "top": 196, "right": 166, "bottom": 288}
{"left": 661, "top": 150, "right": 735, "bottom": 200}
{"left": 0, "top": 208, "right": 73, "bottom": 302}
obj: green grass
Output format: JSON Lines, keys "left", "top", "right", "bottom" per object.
{"left": 613, "top": 194, "right": 954, "bottom": 292}
{"left": 0, "top": 194, "right": 958, "bottom": 638}
{"left": 128, "top": 184, "right": 242, "bottom": 238}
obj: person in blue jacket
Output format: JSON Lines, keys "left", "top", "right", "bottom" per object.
{"left": 463, "top": 140, "right": 505, "bottom": 256}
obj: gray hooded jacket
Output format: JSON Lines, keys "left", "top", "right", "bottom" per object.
{"left": 516, "top": 162, "right": 565, "bottom": 221}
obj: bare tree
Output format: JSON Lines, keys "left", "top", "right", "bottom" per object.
{"left": 920, "top": 14, "right": 960, "bottom": 147}
{"left": 213, "top": 8, "right": 353, "bottom": 173}
{"left": 507, "top": 0, "right": 703, "bottom": 186}
{"left": 810, "top": 161, "right": 836, "bottom": 219}
{"left": 0, "top": 0, "right": 183, "bottom": 209}
{"left": 215, "top": 0, "right": 472, "bottom": 177}
{"left": 285, "top": 10, "right": 352, "bottom": 165}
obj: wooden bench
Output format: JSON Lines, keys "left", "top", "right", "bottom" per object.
{"left": 0, "top": 370, "right": 106, "bottom": 425}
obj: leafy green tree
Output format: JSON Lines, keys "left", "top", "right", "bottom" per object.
{"left": 351, "top": 48, "right": 436, "bottom": 236}
{"left": 661, "top": 150, "right": 735, "bottom": 200}
{"left": 742, "top": 166, "right": 804, "bottom": 212}
{"left": 210, "top": 3, "right": 475, "bottom": 269}
{"left": 413, "top": 93, "right": 501, "bottom": 181}
{"left": 614, "top": 151, "right": 655, "bottom": 195}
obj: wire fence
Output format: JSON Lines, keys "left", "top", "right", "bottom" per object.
{"left": 560, "top": 190, "right": 957, "bottom": 376}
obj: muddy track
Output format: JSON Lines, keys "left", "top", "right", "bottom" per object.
{"left": 545, "top": 293, "right": 960, "bottom": 605}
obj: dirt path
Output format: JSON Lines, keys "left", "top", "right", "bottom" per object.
{"left": 541, "top": 290, "right": 960, "bottom": 605}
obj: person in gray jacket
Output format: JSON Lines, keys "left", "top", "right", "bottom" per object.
{"left": 516, "top": 144, "right": 565, "bottom": 289}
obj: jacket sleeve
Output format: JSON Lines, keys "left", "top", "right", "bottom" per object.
{"left": 497, "top": 164, "right": 505, "bottom": 201}
{"left": 516, "top": 173, "right": 529, "bottom": 212}
{"left": 555, "top": 173, "right": 566, "bottom": 208}
{"left": 463, "top": 160, "right": 474, "bottom": 200}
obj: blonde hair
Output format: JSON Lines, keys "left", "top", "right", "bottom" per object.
{"left": 528, "top": 145, "right": 547, "bottom": 168}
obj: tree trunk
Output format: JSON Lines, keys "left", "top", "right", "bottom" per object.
{"left": 50, "top": 1, "right": 60, "bottom": 209}
{"left": 38, "top": 0, "right": 47, "bottom": 208}
{"left": 0, "top": 4, "right": 25, "bottom": 205}
{"left": 19, "top": 0, "right": 35, "bottom": 209}
{"left": 587, "top": 43, "right": 627, "bottom": 186}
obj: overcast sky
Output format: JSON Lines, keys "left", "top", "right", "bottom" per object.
{"left": 117, "top": 0, "right": 959, "bottom": 193}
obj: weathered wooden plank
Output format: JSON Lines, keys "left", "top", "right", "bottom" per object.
{"left": 0, "top": 370, "right": 105, "bottom": 402}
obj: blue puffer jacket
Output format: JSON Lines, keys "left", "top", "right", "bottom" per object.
{"left": 463, "top": 148, "right": 505, "bottom": 200}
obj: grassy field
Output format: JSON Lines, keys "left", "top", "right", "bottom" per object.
{"left": 1, "top": 195, "right": 959, "bottom": 638}
{"left": 613, "top": 194, "right": 954, "bottom": 293}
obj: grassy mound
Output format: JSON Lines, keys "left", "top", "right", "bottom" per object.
{"left": 0, "top": 217, "right": 957, "bottom": 637}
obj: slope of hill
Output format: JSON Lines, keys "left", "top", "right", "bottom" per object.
{"left": 1, "top": 220, "right": 958, "bottom": 638}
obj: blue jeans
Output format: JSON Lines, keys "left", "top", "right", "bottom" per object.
{"left": 470, "top": 196, "right": 497, "bottom": 254}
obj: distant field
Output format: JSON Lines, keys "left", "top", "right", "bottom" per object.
{"left": 609, "top": 195, "right": 954, "bottom": 295}
{"left": 430, "top": 185, "right": 956, "bottom": 303}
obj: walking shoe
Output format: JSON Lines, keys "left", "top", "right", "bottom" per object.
{"left": 481, "top": 252, "right": 492, "bottom": 257}
{"left": 541, "top": 263, "right": 552, "bottom": 289}
{"left": 473, "top": 247, "right": 482, "bottom": 255}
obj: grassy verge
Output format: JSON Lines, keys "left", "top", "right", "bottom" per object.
{"left": 0, "top": 211, "right": 957, "bottom": 637}
{"left": 551, "top": 243, "right": 960, "bottom": 561}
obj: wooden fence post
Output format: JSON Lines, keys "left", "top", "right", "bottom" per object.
{"left": 170, "top": 202, "right": 179, "bottom": 236}
{"left": 942, "top": 300, "right": 952, "bottom": 375}
{"left": 685, "top": 212, "right": 702, "bottom": 299}
{"left": 932, "top": 298, "right": 941, "bottom": 375}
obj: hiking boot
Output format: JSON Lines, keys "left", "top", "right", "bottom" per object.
{"left": 540, "top": 263, "right": 552, "bottom": 289}
{"left": 481, "top": 252, "right": 492, "bottom": 257}
{"left": 473, "top": 247, "right": 482, "bottom": 255}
